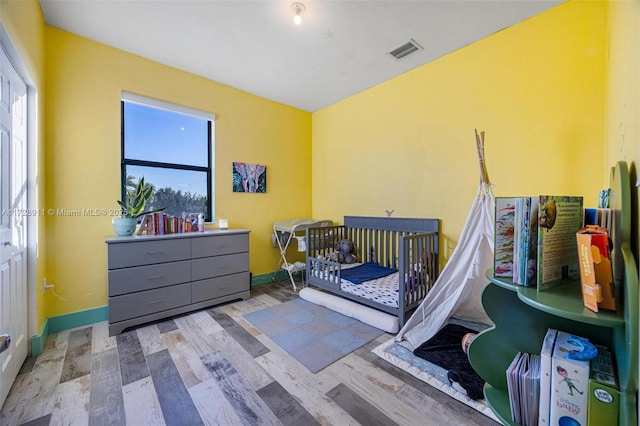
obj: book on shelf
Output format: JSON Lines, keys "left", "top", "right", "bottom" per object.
{"left": 538, "top": 328, "right": 558, "bottom": 426}
{"left": 493, "top": 195, "right": 582, "bottom": 290}
{"left": 506, "top": 351, "right": 541, "bottom": 426}
{"left": 494, "top": 197, "right": 516, "bottom": 277}
{"left": 536, "top": 196, "right": 583, "bottom": 290}
{"left": 584, "top": 207, "right": 613, "bottom": 237}
{"left": 513, "top": 197, "right": 540, "bottom": 286}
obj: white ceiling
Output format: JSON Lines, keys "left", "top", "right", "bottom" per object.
{"left": 39, "top": 0, "right": 563, "bottom": 112}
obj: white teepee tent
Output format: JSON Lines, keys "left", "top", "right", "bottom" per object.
{"left": 396, "top": 130, "right": 495, "bottom": 351}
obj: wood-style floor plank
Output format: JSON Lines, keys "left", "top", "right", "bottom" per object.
{"left": 326, "top": 352, "right": 441, "bottom": 425}
{"left": 326, "top": 383, "right": 399, "bottom": 426}
{"left": 135, "top": 322, "right": 166, "bottom": 356}
{"left": 162, "top": 329, "right": 211, "bottom": 389}
{"left": 50, "top": 375, "right": 91, "bottom": 425}
{"left": 356, "top": 338, "right": 500, "bottom": 426}
{"left": 147, "top": 349, "right": 203, "bottom": 425}
{"left": 200, "top": 351, "right": 281, "bottom": 426}
{"left": 116, "top": 330, "right": 150, "bottom": 386}
{"left": 208, "top": 329, "right": 275, "bottom": 391}
{"left": 156, "top": 318, "right": 179, "bottom": 334}
{"left": 208, "top": 308, "right": 270, "bottom": 358}
{"left": 17, "top": 414, "right": 51, "bottom": 426}
{"left": 176, "top": 309, "right": 224, "bottom": 335}
{"left": 253, "top": 334, "right": 353, "bottom": 426}
{"left": 189, "top": 377, "right": 245, "bottom": 425}
{"left": 92, "top": 320, "right": 117, "bottom": 354}
{"left": 60, "top": 327, "right": 92, "bottom": 383}
{"left": 89, "top": 347, "right": 126, "bottom": 425}
{"left": 257, "top": 380, "right": 320, "bottom": 426}
{"left": 174, "top": 314, "right": 220, "bottom": 357}
{"left": 0, "top": 368, "right": 30, "bottom": 425}
{"left": 122, "top": 376, "right": 166, "bottom": 426}
{"left": 12, "top": 330, "right": 68, "bottom": 424}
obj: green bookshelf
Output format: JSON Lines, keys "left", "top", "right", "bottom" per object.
{"left": 468, "top": 161, "right": 638, "bottom": 426}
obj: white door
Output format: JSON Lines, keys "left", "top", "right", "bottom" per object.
{"left": 0, "top": 46, "right": 28, "bottom": 407}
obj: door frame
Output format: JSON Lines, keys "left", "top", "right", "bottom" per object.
{"left": 0, "top": 23, "right": 39, "bottom": 350}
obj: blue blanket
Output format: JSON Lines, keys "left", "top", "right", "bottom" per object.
{"left": 340, "top": 262, "right": 398, "bottom": 284}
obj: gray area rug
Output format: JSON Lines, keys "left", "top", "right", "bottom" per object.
{"left": 243, "top": 298, "right": 384, "bottom": 373}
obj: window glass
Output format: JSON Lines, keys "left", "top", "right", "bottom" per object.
{"left": 122, "top": 95, "right": 214, "bottom": 221}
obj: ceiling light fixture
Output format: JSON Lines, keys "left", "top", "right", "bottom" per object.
{"left": 291, "top": 2, "right": 305, "bottom": 25}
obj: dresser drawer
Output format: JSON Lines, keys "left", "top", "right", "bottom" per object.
{"left": 109, "top": 282, "right": 191, "bottom": 323}
{"left": 108, "top": 260, "right": 191, "bottom": 296}
{"left": 192, "top": 272, "right": 250, "bottom": 303}
{"left": 191, "top": 252, "right": 249, "bottom": 281}
{"left": 191, "top": 234, "right": 248, "bottom": 258}
{"left": 108, "top": 238, "right": 191, "bottom": 269}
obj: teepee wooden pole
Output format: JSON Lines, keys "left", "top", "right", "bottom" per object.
{"left": 475, "top": 129, "right": 491, "bottom": 185}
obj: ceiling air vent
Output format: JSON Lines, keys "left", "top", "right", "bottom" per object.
{"left": 388, "top": 39, "right": 423, "bottom": 61}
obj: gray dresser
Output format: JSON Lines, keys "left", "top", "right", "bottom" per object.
{"left": 105, "top": 229, "right": 250, "bottom": 336}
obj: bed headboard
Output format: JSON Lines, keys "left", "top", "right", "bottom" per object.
{"left": 343, "top": 216, "right": 439, "bottom": 234}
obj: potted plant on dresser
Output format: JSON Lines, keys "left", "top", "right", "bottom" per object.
{"left": 113, "top": 177, "right": 164, "bottom": 236}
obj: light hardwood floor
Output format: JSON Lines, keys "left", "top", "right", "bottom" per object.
{"left": 0, "top": 281, "right": 500, "bottom": 426}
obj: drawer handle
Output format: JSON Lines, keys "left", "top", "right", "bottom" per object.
{"left": 146, "top": 251, "right": 164, "bottom": 255}
{"left": 147, "top": 275, "right": 164, "bottom": 281}
{"left": 146, "top": 299, "right": 163, "bottom": 305}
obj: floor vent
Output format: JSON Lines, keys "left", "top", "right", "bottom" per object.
{"left": 388, "top": 39, "right": 423, "bottom": 60}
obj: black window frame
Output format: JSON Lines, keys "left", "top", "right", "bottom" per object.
{"left": 120, "top": 96, "right": 214, "bottom": 222}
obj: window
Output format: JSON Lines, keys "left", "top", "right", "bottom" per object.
{"left": 121, "top": 92, "right": 215, "bottom": 221}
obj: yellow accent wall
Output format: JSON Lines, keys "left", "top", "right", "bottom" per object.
{"left": 605, "top": 0, "right": 640, "bottom": 261}
{"left": 0, "top": 0, "right": 47, "bottom": 332}
{"left": 44, "top": 27, "right": 311, "bottom": 316}
{"left": 606, "top": 0, "right": 640, "bottom": 168}
{"left": 312, "top": 0, "right": 607, "bottom": 260}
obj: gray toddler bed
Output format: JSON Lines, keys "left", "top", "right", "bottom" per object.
{"left": 305, "top": 216, "right": 440, "bottom": 329}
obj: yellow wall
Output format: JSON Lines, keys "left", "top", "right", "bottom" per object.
{"left": 605, "top": 0, "right": 640, "bottom": 260}
{"left": 44, "top": 27, "right": 311, "bottom": 316}
{"left": 606, "top": 0, "right": 640, "bottom": 167}
{"left": 0, "top": 0, "right": 47, "bottom": 332}
{"left": 312, "top": 1, "right": 607, "bottom": 260}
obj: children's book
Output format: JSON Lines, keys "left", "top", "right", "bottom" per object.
{"left": 539, "top": 328, "right": 558, "bottom": 426}
{"left": 494, "top": 197, "right": 516, "bottom": 277}
{"left": 506, "top": 351, "right": 541, "bottom": 426}
{"left": 536, "top": 196, "right": 583, "bottom": 290}
{"left": 514, "top": 198, "right": 529, "bottom": 285}
{"left": 524, "top": 197, "right": 540, "bottom": 286}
